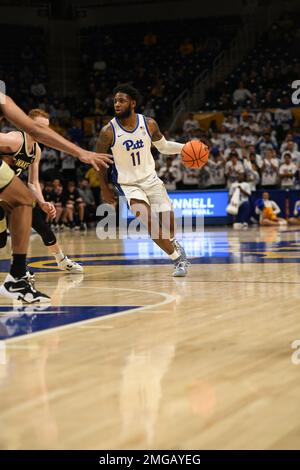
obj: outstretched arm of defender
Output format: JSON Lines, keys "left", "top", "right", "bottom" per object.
{"left": 146, "top": 117, "right": 184, "bottom": 154}
{"left": 96, "top": 124, "right": 116, "bottom": 206}
{"left": 0, "top": 92, "right": 113, "bottom": 170}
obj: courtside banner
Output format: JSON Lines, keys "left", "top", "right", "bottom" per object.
{"left": 121, "top": 190, "right": 229, "bottom": 220}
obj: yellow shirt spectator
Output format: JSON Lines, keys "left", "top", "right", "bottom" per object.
{"left": 85, "top": 168, "right": 101, "bottom": 188}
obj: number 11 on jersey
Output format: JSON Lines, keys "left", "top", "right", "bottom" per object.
{"left": 131, "top": 151, "right": 141, "bottom": 166}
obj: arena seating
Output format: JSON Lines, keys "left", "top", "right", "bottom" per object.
{"left": 204, "top": 14, "right": 300, "bottom": 110}
{"left": 0, "top": 25, "right": 48, "bottom": 110}
{"left": 79, "top": 16, "right": 240, "bottom": 124}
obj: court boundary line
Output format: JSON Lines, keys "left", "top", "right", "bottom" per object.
{"left": 3, "top": 287, "right": 175, "bottom": 344}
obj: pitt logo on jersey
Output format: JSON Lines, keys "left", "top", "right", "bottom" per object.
{"left": 123, "top": 139, "right": 145, "bottom": 151}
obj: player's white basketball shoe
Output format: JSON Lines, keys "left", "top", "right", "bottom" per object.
{"left": 57, "top": 256, "right": 83, "bottom": 273}
{"left": 173, "top": 256, "right": 189, "bottom": 277}
{"left": 0, "top": 274, "right": 50, "bottom": 303}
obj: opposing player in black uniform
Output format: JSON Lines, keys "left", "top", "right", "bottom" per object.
{"left": 0, "top": 109, "right": 83, "bottom": 276}
{"left": 0, "top": 90, "right": 112, "bottom": 302}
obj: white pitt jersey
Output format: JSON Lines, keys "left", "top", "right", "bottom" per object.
{"left": 110, "top": 114, "right": 155, "bottom": 185}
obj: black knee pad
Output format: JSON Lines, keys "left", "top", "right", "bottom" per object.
{"left": 32, "top": 206, "right": 57, "bottom": 246}
{"left": 41, "top": 229, "right": 57, "bottom": 247}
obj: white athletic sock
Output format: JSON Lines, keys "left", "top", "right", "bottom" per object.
{"left": 170, "top": 249, "right": 180, "bottom": 261}
{"left": 54, "top": 249, "right": 65, "bottom": 263}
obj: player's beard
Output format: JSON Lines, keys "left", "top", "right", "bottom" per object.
{"left": 115, "top": 106, "right": 132, "bottom": 120}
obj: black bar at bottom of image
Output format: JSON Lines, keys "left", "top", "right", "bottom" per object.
{"left": 0, "top": 450, "right": 300, "bottom": 467}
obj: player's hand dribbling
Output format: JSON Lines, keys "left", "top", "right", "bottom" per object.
{"left": 78, "top": 150, "right": 113, "bottom": 171}
{"left": 102, "top": 186, "right": 117, "bottom": 207}
{"left": 41, "top": 202, "right": 56, "bottom": 220}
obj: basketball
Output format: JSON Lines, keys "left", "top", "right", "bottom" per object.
{"left": 181, "top": 140, "right": 209, "bottom": 169}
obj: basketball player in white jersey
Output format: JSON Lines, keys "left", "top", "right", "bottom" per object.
{"left": 96, "top": 84, "right": 189, "bottom": 276}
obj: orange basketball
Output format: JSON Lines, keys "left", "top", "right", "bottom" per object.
{"left": 181, "top": 140, "right": 209, "bottom": 169}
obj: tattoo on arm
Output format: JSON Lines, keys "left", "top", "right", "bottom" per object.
{"left": 96, "top": 124, "right": 113, "bottom": 185}
{"left": 96, "top": 124, "right": 113, "bottom": 153}
{"left": 146, "top": 117, "right": 163, "bottom": 142}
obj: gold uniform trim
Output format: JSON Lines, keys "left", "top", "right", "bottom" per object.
{"left": 0, "top": 160, "right": 15, "bottom": 190}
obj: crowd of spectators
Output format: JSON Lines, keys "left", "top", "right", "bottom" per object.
{"left": 40, "top": 177, "right": 98, "bottom": 231}
{"left": 157, "top": 109, "right": 300, "bottom": 191}
{"left": 204, "top": 13, "right": 300, "bottom": 110}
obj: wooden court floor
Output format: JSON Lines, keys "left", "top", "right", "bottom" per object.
{"left": 0, "top": 226, "right": 299, "bottom": 450}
